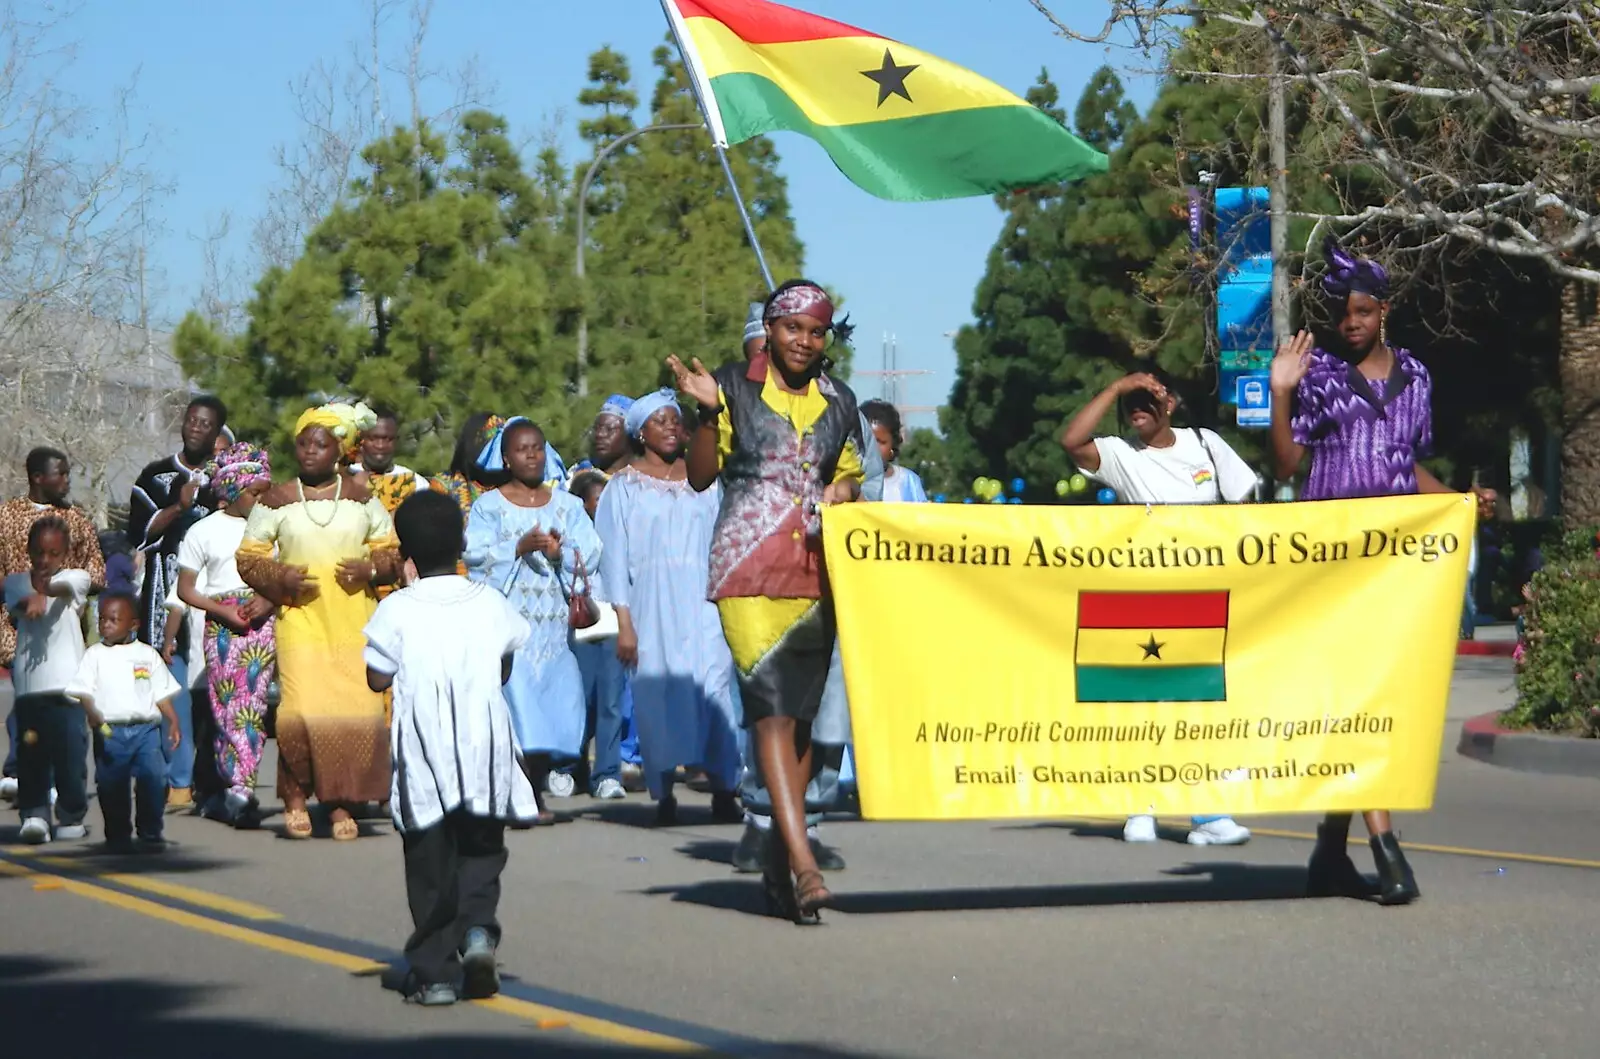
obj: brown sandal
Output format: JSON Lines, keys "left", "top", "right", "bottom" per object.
{"left": 331, "top": 815, "right": 359, "bottom": 841}
{"left": 283, "top": 808, "right": 313, "bottom": 840}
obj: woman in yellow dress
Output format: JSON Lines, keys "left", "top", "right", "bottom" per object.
{"left": 236, "top": 403, "right": 400, "bottom": 840}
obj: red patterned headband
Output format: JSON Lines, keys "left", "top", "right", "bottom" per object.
{"left": 765, "top": 284, "right": 834, "bottom": 328}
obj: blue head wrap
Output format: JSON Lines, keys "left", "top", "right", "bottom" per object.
{"left": 476, "top": 415, "right": 568, "bottom": 484}
{"left": 598, "top": 394, "right": 633, "bottom": 420}
{"left": 743, "top": 302, "right": 765, "bottom": 345}
{"left": 625, "top": 389, "right": 681, "bottom": 436}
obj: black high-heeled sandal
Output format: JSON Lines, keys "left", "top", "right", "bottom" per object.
{"left": 761, "top": 835, "right": 820, "bottom": 924}
{"left": 794, "top": 870, "right": 830, "bottom": 923}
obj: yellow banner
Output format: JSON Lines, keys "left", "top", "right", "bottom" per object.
{"left": 822, "top": 495, "right": 1474, "bottom": 820}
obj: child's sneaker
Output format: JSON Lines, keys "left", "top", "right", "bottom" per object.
{"left": 54, "top": 823, "right": 89, "bottom": 841}
{"left": 404, "top": 981, "right": 458, "bottom": 1007}
{"left": 1187, "top": 818, "right": 1252, "bottom": 846}
{"left": 545, "top": 771, "right": 575, "bottom": 798}
{"left": 460, "top": 927, "right": 500, "bottom": 999}
{"left": 0, "top": 776, "right": 17, "bottom": 802}
{"left": 18, "top": 817, "right": 51, "bottom": 844}
{"left": 1123, "top": 814, "right": 1158, "bottom": 843}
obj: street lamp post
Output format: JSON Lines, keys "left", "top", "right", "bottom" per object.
{"left": 574, "top": 122, "right": 702, "bottom": 397}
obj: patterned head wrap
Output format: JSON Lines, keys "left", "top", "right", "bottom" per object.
{"left": 206, "top": 443, "right": 270, "bottom": 504}
{"left": 294, "top": 401, "right": 377, "bottom": 459}
{"left": 625, "top": 389, "right": 681, "bottom": 436}
{"left": 743, "top": 302, "right": 766, "bottom": 345}
{"left": 765, "top": 283, "right": 834, "bottom": 328}
{"left": 598, "top": 395, "right": 634, "bottom": 422}
{"left": 478, "top": 416, "right": 532, "bottom": 473}
{"left": 1322, "top": 237, "right": 1390, "bottom": 301}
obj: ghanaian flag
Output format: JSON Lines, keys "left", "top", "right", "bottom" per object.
{"left": 1074, "top": 591, "right": 1229, "bottom": 703}
{"left": 663, "top": 0, "right": 1109, "bottom": 201}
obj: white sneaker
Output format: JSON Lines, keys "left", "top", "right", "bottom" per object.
{"left": 593, "top": 778, "right": 625, "bottom": 800}
{"left": 54, "top": 823, "right": 89, "bottom": 841}
{"left": 1123, "top": 815, "right": 1158, "bottom": 843}
{"left": 1187, "top": 818, "right": 1251, "bottom": 846}
{"left": 18, "top": 817, "right": 50, "bottom": 844}
{"left": 0, "top": 776, "right": 16, "bottom": 802}
{"left": 545, "top": 772, "right": 576, "bottom": 798}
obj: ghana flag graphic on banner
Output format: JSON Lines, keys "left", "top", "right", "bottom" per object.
{"left": 1074, "top": 591, "right": 1229, "bottom": 703}
{"left": 662, "top": 0, "right": 1109, "bottom": 201}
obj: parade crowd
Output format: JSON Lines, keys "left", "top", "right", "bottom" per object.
{"left": 1, "top": 249, "right": 1492, "bottom": 1005}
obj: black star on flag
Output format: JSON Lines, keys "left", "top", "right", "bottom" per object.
{"left": 1139, "top": 635, "right": 1165, "bottom": 660}
{"left": 861, "top": 48, "right": 919, "bottom": 107}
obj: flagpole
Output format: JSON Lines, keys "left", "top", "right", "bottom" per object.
{"left": 660, "top": 0, "right": 775, "bottom": 290}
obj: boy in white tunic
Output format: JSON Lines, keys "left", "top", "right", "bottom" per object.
{"left": 363, "top": 490, "right": 534, "bottom": 1007}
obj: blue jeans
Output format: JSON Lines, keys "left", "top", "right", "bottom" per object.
{"left": 15, "top": 694, "right": 87, "bottom": 825}
{"left": 163, "top": 656, "right": 194, "bottom": 789}
{"left": 95, "top": 722, "right": 167, "bottom": 841}
{"left": 573, "top": 641, "right": 626, "bottom": 788}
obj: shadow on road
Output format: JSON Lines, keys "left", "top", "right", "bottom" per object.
{"left": 647, "top": 862, "right": 1317, "bottom": 917}
{"left": 0, "top": 954, "right": 887, "bottom": 1058}
{"left": 0, "top": 829, "right": 242, "bottom": 877}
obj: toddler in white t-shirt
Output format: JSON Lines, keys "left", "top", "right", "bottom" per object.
{"left": 66, "top": 592, "right": 182, "bottom": 852}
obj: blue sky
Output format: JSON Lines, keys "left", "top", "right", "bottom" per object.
{"left": 67, "top": 0, "right": 1155, "bottom": 424}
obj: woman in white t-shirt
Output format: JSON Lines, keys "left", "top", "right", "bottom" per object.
{"left": 1061, "top": 372, "right": 1259, "bottom": 848}
{"left": 176, "top": 444, "right": 276, "bottom": 826}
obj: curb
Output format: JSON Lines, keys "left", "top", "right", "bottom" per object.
{"left": 1457, "top": 640, "right": 1516, "bottom": 657}
{"left": 1457, "top": 711, "right": 1600, "bottom": 778}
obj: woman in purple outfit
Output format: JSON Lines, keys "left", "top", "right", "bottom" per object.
{"left": 1270, "top": 239, "right": 1494, "bottom": 907}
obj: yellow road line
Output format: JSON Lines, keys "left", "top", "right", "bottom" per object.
{"left": 0, "top": 851, "right": 712, "bottom": 1053}
{"left": 1061, "top": 818, "right": 1600, "bottom": 871}
{"left": 1242, "top": 826, "right": 1600, "bottom": 871}
{"left": 31, "top": 855, "right": 281, "bottom": 920}
{"left": 474, "top": 996, "right": 707, "bottom": 1053}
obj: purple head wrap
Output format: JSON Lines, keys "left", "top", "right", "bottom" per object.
{"left": 1321, "top": 237, "right": 1390, "bottom": 301}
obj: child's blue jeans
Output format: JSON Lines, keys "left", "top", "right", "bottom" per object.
{"left": 95, "top": 721, "right": 167, "bottom": 842}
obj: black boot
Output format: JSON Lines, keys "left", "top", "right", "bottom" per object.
{"left": 1306, "top": 817, "right": 1373, "bottom": 898}
{"left": 710, "top": 791, "right": 744, "bottom": 824}
{"left": 1370, "top": 832, "right": 1420, "bottom": 906}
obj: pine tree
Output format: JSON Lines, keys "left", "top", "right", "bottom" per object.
{"left": 175, "top": 111, "right": 573, "bottom": 470}
{"left": 578, "top": 40, "right": 808, "bottom": 400}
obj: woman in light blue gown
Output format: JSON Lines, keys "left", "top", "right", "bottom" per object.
{"left": 464, "top": 417, "right": 600, "bottom": 822}
{"left": 595, "top": 390, "right": 742, "bottom": 827}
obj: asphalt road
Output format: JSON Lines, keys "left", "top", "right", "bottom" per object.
{"left": 4, "top": 655, "right": 1598, "bottom": 1058}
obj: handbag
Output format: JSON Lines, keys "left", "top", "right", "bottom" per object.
{"left": 566, "top": 547, "right": 600, "bottom": 630}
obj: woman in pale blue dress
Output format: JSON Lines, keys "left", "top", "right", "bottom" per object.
{"left": 595, "top": 390, "right": 742, "bottom": 827}
{"left": 464, "top": 418, "right": 601, "bottom": 821}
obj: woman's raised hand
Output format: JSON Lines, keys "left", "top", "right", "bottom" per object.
{"left": 667, "top": 355, "right": 719, "bottom": 409}
{"left": 1270, "top": 330, "right": 1315, "bottom": 394}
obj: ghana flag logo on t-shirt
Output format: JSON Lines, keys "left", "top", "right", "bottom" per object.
{"left": 1074, "top": 591, "right": 1228, "bottom": 703}
{"left": 132, "top": 664, "right": 151, "bottom": 682}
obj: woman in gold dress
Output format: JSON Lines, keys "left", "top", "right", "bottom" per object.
{"left": 236, "top": 403, "right": 400, "bottom": 840}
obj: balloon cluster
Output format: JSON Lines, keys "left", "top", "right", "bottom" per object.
{"left": 968, "top": 476, "right": 1031, "bottom": 505}
{"left": 1053, "top": 474, "right": 1091, "bottom": 499}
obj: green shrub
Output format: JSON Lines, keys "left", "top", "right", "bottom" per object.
{"left": 1507, "top": 527, "right": 1600, "bottom": 733}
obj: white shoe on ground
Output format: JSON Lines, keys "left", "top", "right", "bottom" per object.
{"left": 545, "top": 772, "right": 576, "bottom": 798}
{"left": 54, "top": 823, "right": 89, "bottom": 841}
{"left": 593, "top": 778, "right": 625, "bottom": 800}
{"left": 0, "top": 776, "right": 16, "bottom": 802}
{"left": 1187, "top": 818, "right": 1251, "bottom": 845}
{"left": 1123, "top": 815, "right": 1158, "bottom": 843}
{"left": 18, "top": 817, "right": 50, "bottom": 844}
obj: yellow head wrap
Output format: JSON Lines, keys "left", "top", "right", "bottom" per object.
{"left": 294, "top": 402, "right": 377, "bottom": 458}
